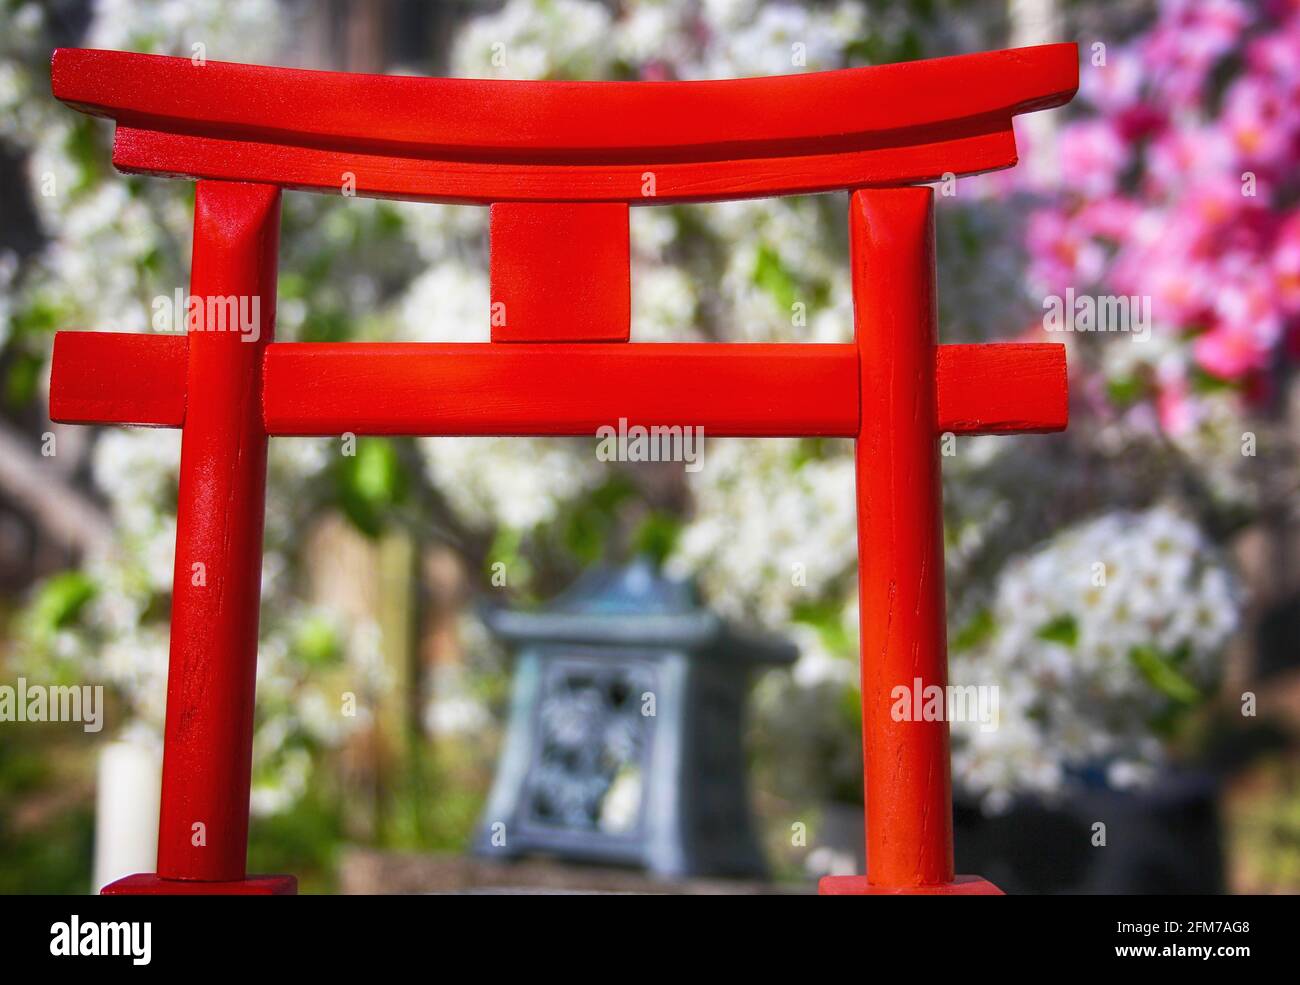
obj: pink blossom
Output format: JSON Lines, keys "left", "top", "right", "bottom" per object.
{"left": 1143, "top": 0, "right": 1251, "bottom": 108}
{"left": 1008, "top": 0, "right": 1296, "bottom": 416}
{"left": 1074, "top": 197, "right": 1144, "bottom": 243}
{"left": 1156, "top": 377, "right": 1197, "bottom": 435}
{"left": 1145, "top": 124, "right": 1234, "bottom": 197}
{"left": 1272, "top": 212, "right": 1300, "bottom": 313}
{"left": 640, "top": 60, "right": 673, "bottom": 82}
{"left": 1057, "top": 119, "right": 1131, "bottom": 197}
{"left": 1222, "top": 75, "right": 1293, "bottom": 169}
{"left": 1245, "top": 19, "right": 1300, "bottom": 93}
{"left": 1080, "top": 45, "right": 1145, "bottom": 112}
{"left": 1191, "top": 276, "right": 1281, "bottom": 379}
{"left": 1194, "top": 323, "right": 1269, "bottom": 379}
{"left": 1025, "top": 208, "right": 1107, "bottom": 292}
{"left": 1182, "top": 173, "right": 1261, "bottom": 248}
{"left": 1137, "top": 252, "right": 1216, "bottom": 328}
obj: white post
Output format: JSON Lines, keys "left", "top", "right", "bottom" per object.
{"left": 1009, "top": 0, "right": 1063, "bottom": 186}
{"left": 92, "top": 737, "right": 161, "bottom": 893}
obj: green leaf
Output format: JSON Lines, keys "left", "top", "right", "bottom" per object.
{"left": 1106, "top": 375, "right": 1147, "bottom": 407}
{"left": 752, "top": 243, "right": 799, "bottom": 312}
{"left": 293, "top": 615, "right": 343, "bottom": 667}
{"left": 64, "top": 117, "right": 107, "bottom": 194}
{"left": 558, "top": 474, "right": 634, "bottom": 564}
{"left": 951, "top": 608, "right": 995, "bottom": 653}
{"left": 562, "top": 504, "right": 606, "bottom": 563}
{"left": 1130, "top": 645, "right": 1202, "bottom": 705}
{"left": 792, "top": 437, "right": 831, "bottom": 467}
{"left": 1188, "top": 365, "right": 1241, "bottom": 394}
{"left": 5, "top": 352, "right": 43, "bottom": 408}
{"left": 13, "top": 296, "right": 68, "bottom": 336}
{"left": 485, "top": 527, "right": 533, "bottom": 594}
{"left": 792, "top": 599, "right": 853, "bottom": 656}
{"left": 1035, "top": 613, "right": 1079, "bottom": 647}
{"left": 335, "top": 438, "right": 407, "bottom": 538}
{"left": 30, "top": 572, "right": 97, "bottom": 635}
{"left": 631, "top": 512, "right": 681, "bottom": 568}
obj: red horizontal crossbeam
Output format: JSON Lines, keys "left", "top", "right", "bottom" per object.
{"left": 51, "top": 44, "right": 1078, "bottom": 204}
{"left": 262, "top": 342, "right": 858, "bottom": 435}
{"left": 49, "top": 334, "right": 1067, "bottom": 438}
{"left": 49, "top": 330, "right": 187, "bottom": 427}
{"left": 935, "top": 341, "right": 1068, "bottom": 434}
{"left": 52, "top": 45, "right": 1077, "bottom": 163}
{"left": 109, "top": 127, "right": 1018, "bottom": 206}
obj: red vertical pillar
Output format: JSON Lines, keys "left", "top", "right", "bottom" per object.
{"left": 104, "top": 181, "right": 294, "bottom": 894}
{"left": 820, "top": 187, "right": 998, "bottom": 895}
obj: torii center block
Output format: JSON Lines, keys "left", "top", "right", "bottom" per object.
{"left": 491, "top": 202, "right": 631, "bottom": 342}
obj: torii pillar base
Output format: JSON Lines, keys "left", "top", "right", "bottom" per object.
{"left": 819, "top": 875, "right": 1002, "bottom": 896}
{"left": 102, "top": 873, "right": 297, "bottom": 895}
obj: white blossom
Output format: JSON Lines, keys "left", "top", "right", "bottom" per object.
{"left": 952, "top": 505, "right": 1240, "bottom": 810}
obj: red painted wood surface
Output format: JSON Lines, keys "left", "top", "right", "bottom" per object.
{"left": 110, "top": 125, "right": 1018, "bottom": 206}
{"left": 263, "top": 342, "right": 855, "bottom": 435}
{"left": 102, "top": 873, "right": 297, "bottom": 895}
{"left": 820, "top": 874, "right": 1002, "bottom": 895}
{"left": 51, "top": 44, "right": 1078, "bottom": 204}
{"left": 936, "top": 342, "right": 1067, "bottom": 434}
{"left": 50, "top": 45, "right": 1078, "bottom": 161}
{"left": 155, "top": 181, "right": 280, "bottom": 884}
{"left": 832, "top": 187, "right": 959, "bottom": 893}
{"left": 49, "top": 330, "right": 187, "bottom": 427}
{"left": 51, "top": 335, "right": 1066, "bottom": 437}
{"left": 490, "top": 203, "right": 630, "bottom": 342}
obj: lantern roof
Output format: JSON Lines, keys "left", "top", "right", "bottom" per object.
{"left": 484, "top": 558, "right": 796, "bottom": 664}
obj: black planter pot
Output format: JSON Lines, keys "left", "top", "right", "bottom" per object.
{"left": 953, "top": 769, "right": 1225, "bottom": 894}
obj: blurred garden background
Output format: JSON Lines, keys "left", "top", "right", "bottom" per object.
{"left": 1, "top": 0, "right": 1299, "bottom": 893}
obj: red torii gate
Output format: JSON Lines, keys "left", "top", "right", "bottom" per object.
{"left": 49, "top": 42, "right": 1077, "bottom": 895}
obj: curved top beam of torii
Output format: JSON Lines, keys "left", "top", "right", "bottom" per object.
{"left": 50, "top": 43, "right": 1078, "bottom": 204}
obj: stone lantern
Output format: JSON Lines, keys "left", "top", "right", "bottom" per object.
{"left": 473, "top": 559, "right": 796, "bottom": 878}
